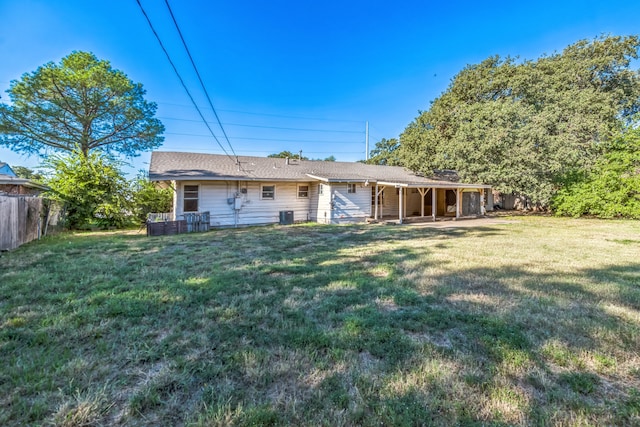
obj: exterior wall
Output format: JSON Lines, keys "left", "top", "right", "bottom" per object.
{"left": 175, "top": 180, "right": 314, "bottom": 227}
{"left": 316, "top": 183, "right": 332, "bottom": 224}
{"left": 371, "top": 186, "right": 400, "bottom": 218}
{"left": 331, "top": 182, "right": 371, "bottom": 224}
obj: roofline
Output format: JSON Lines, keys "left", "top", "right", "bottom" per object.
{"left": 377, "top": 181, "right": 491, "bottom": 189}
{"left": 0, "top": 177, "right": 50, "bottom": 190}
{"left": 150, "top": 175, "right": 317, "bottom": 183}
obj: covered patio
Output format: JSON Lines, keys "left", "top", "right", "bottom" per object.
{"left": 371, "top": 181, "right": 492, "bottom": 225}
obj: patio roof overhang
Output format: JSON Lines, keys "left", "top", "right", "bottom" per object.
{"left": 376, "top": 181, "right": 491, "bottom": 189}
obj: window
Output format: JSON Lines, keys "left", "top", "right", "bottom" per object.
{"left": 319, "top": 184, "right": 324, "bottom": 195}
{"left": 183, "top": 185, "right": 199, "bottom": 212}
{"left": 297, "top": 184, "right": 309, "bottom": 198}
{"left": 261, "top": 185, "right": 275, "bottom": 200}
{"left": 347, "top": 183, "right": 356, "bottom": 194}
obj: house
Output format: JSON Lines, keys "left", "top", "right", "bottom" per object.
{"left": 0, "top": 162, "right": 48, "bottom": 196}
{"left": 149, "top": 151, "right": 492, "bottom": 228}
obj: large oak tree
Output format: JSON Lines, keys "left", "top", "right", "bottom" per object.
{"left": 398, "top": 35, "right": 640, "bottom": 206}
{"left": 0, "top": 51, "right": 164, "bottom": 158}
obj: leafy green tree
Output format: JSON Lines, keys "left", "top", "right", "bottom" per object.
{"left": 0, "top": 51, "right": 164, "bottom": 158}
{"left": 323, "top": 155, "right": 336, "bottom": 162}
{"left": 398, "top": 35, "right": 640, "bottom": 206}
{"left": 44, "top": 150, "right": 132, "bottom": 229}
{"left": 268, "top": 150, "right": 308, "bottom": 160}
{"left": 12, "top": 166, "right": 44, "bottom": 181}
{"left": 366, "top": 138, "right": 401, "bottom": 165}
{"left": 552, "top": 126, "right": 640, "bottom": 218}
{"left": 130, "top": 172, "right": 173, "bottom": 223}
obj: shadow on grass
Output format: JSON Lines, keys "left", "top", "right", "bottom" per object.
{"left": 1, "top": 223, "right": 639, "bottom": 425}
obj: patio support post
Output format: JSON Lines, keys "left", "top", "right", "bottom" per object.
{"left": 432, "top": 187, "right": 436, "bottom": 222}
{"left": 480, "top": 188, "right": 486, "bottom": 215}
{"left": 417, "top": 188, "right": 426, "bottom": 217}
{"left": 398, "top": 186, "right": 403, "bottom": 224}
{"left": 456, "top": 188, "right": 461, "bottom": 219}
{"left": 374, "top": 183, "right": 379, "bottom": 219}
{"left": 403, "top": 188, "right": 407, "bottom": 221}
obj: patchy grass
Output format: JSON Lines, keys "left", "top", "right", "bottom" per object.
{"left": 1, "top": 216, "right": 639, "bottom": 426}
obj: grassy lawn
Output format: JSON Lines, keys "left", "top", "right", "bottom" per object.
{"left": 1, "top": 216, "right": 639, "bottom": 426}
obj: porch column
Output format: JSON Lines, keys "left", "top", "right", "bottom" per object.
{"left": 456, "top": 188, "right": 461, "bottom": 219}
{"left": 374, "top": 183, "right": 379, "bottom": 219}
{"left": 480, "top": 188, "right": 486, "bottom": 215}
{"left": 403, "top": 188, "right": 407, "bottom": 220}
{"left": 417, "top": 188, "right": 426, "bottom": 217}
{"left": 398, "top": 186, "right": 403, "bottom": 224}
{"left": 432, "top": 187, "right": 436, "bottom": 222}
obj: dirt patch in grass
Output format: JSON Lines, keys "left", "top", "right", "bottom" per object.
{"left": 1, "top": 218, "right": 639, "bottom": 425}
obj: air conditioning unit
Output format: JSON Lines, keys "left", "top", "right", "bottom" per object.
{"left": 279, "top": 210, "right": 294, "bottom": 225}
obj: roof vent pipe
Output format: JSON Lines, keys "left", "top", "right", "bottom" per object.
{"left": 285, "top": 157, "right": 289, "bottom": 165}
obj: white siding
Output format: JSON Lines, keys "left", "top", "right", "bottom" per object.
{"left": 176, "top": 180, "right": 378, "bottom": 227}
{"left": 316, "top": 183, "right": 332, "bottom": 224}
{"left": 235, "top": 181, "right": 312, "bottom": 226}
{"left": 331, "top": 183, "right": 371, "bottom": 224}
{"left": 309, "top": 182, "right": 320, "bottom": 222}
{"left": 177, "top": 181, "right": 314, "bottom": 227}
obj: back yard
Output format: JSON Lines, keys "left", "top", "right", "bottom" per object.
{"left": 1, "top": 216, "right": 639, "bottom": 426}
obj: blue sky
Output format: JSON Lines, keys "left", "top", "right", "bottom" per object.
{"left": 1, "top": 0, "right": 639, "bottom": 175}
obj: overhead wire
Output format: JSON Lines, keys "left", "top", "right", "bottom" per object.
{"left": 156, "top": 101, "right": 364, "bottom": 123}
{"left": 134, "top": 0, "right": 236, "bottom": 164}
{"left": 163, "top": 0, "right": 239, "bottom": 160}
{"left": 136, "top": 1, "right": 368, "bottom": 162}
{"left": 157, "top": 116, "right": 364, "bottom": 133}
{"left": 164, "top": 132, "right": 363, "bottom": 144}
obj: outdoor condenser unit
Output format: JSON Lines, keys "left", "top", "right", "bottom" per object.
{"left": 279, "top": 210, "right": 294, "bottom": 225}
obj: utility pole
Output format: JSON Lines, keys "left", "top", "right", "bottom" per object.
{"left": 365, "top": 121, "right": 369, "bottom": 161}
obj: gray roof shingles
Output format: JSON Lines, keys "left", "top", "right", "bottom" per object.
{"left": 149, "top": 151, "right": 488, "bottom": 188}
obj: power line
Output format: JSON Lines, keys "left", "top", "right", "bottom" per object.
{"left": 164, "top": 132, "right": 363, "bottom": 144}
{"left": 157, "top": 147, "right": 364, "bottom": 155}
{"left": 134, "top": 0, "right": 236, "bottom": 164}
{"left": 163, "top": 0, "right": 238, "bottom": 159}
{"left": 156, "top": 101, "right": 364, "bottom": 123}
{"left": 157, "top": 116, "right": 363, "bottom": 133}
{"left": 219, "top": 122, "right": 363, "bottom": 133}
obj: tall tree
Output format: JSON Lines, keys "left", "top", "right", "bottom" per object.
{"left": 399, "top": 35, "right": 640, "bottom": 206}
{"left": 0, "top": 51, "right": 164, "bottom": 158}
{"left": 365, "top": 138, "right": 401, "bottom": 165}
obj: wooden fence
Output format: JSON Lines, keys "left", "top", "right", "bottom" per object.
{"left": 0, "top": 195, "right": 62, "bottom": 251}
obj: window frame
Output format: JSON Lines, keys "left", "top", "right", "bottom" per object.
{"left": 297, "top": 184, "right": 309, "bottom": 199}
{"left": 319, "top": 184, "right": 324, "bottom": 195}
{"left": 183, "top": 184, "right": 199, "bottom": 212}
{"left": 347, "top": 183, "right": 357, "bottom": 194}
{"left": 261, "top": 184, "right": 276, "bottom": 200}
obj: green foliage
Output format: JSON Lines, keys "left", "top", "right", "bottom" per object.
{"left": 11, "top": 165, "right": 44, "bottom": 181}
{"left": 267, "top": 150, "right": 308, "bottom": 160}
{"left": 130, "top": 172, "right": 173, "bottom": 223}
{"left": 0, "top": 51, "right": 164, "bottom": 157}
{"left": 398, "top": 35, "right": 640, "bottom": 206}
{"left": 365, "top": 138, "right": 401, "bottom": 165}
{"left": 552, "top": 127, "right": 640, "bottom": 218}
{"left": 44, "top": 150, "right": 133, "bottom": 229}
